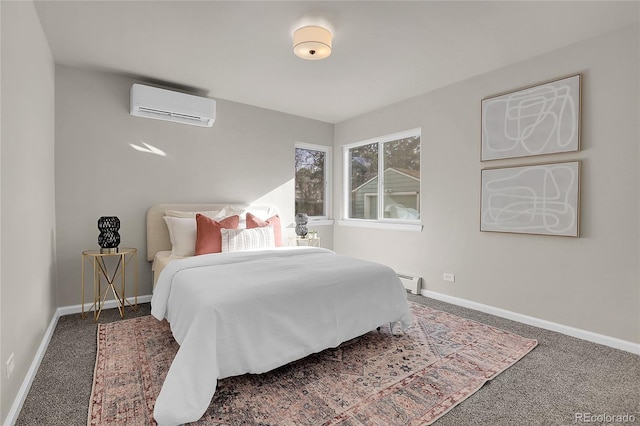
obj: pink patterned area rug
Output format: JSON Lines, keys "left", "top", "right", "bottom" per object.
{"left": 89, "top": 301, "right": 537, "bottom": 425}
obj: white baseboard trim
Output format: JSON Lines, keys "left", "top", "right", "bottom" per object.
{"left": 3, "top": 294, "right": 153, "bottom": 426}
{"left": 56, "top": 294, "right": 153, "bottom": 317}
{"left": 3, "top": 311, "right": 59, "bottom": 426}
{"left": 421, "top": 290, "right": 640, "bottom": 355}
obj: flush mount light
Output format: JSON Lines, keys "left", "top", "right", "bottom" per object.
{"left": 293, "top": 25, "right": 332, "bottom": 60}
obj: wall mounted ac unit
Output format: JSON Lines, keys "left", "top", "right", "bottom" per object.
{"left": 130, "top": 84, "right": 216, "bottom": 127}
{"left": 397, "top": 273, "right": 422, "bottom": 294}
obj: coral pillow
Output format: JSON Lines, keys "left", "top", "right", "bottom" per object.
{"left": 195, "top": 214, "right": 239, "bottom": 255}
{"left": 246, "top": 213, "right": 282, "bottom": 247}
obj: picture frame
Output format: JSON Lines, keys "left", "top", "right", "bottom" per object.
{"left": 481, "top": 74, "right": 581, "bottom": 161}
{"left": 480, "top": 161, "right": 580, "bottom": 237}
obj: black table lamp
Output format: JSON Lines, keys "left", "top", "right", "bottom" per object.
{"left": 98, "top": 216, "right": 120, "bottom": 253}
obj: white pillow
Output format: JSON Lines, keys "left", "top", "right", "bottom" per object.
{"left": 237, "top": 205, "right": 279, "bottom": 228}
{"left": 220, "top": 226, "right": 275, "bottom": 253}
{"left": 165, "top": 209, "right": 223, "bottom": 219}
{"left": 163, "top": 216, "right": 197, "bottom": 257}
{"left": 241, "top": 205, "right": 278, "bottom": 220}
{"left": 164, "top": 209, "right": 235, "bottom": 257}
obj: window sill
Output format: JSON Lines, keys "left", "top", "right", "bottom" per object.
{"left": 338, "top": 220, "right": 422, "bottom": 232}
{"left": 307, "top": 219, "right": 334, "bottom": 226}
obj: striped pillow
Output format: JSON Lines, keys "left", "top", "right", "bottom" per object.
{"left": 220, "top": 226, "right": 275, "bottom": 253}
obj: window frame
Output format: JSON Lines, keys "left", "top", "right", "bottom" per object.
{"left": 294, "top": 142, "right": 332, "bottom": 222}
{"left": 341, "top": 128, "right": 422, "bottom": 231}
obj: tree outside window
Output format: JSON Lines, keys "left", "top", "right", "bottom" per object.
{"left": 295, "top": 144, "right": 329, "bottom": 218}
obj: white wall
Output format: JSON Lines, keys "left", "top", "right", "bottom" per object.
{"left": 54, "top": 66, "right": 334, "bottom": 306}
{"left": 0, "top": 1, "right": 57, "bottom": 422}
{"left": 333, "top": 24, "right": 640, "bottom": 344}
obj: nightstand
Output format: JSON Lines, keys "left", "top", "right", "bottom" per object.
{"left": 81, "top": 247, "right": 138, "bottom": 320}
{"left": 288, "top": 236, "right": 321, "bottom": 247}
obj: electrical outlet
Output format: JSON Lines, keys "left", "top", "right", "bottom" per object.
{"left": 443, "top": 273, "right": 455, "bottom": 282}
{"left": 6, "top": 353, "right": 15, "bottom": 379}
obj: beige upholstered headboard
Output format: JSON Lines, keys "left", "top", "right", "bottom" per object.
{"left": 146, "top": 203, "right": 249, "bottom": 261}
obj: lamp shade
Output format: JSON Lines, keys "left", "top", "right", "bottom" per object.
{"left": 293, "top": 26, "right": 332, "bottom": 60}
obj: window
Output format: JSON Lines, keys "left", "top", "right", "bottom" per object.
{"left": 295, "top": 143, "right": 331, "bottom": 219}
{"left": 344, "top": 129, "right": 420, "bottom": 223}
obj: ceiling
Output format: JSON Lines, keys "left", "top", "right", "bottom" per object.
{"left": 34, "top": 1, "right": 639, "bottom": 123}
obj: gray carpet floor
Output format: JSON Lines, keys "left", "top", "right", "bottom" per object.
{"left": 15, "top": 294, "right": 640, "bottom": 425}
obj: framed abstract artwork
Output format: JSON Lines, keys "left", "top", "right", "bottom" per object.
{"left": 480, "top": 161, "right": 580, "bottom": 237}
{"left": 481, "top": 74, "right": 581, "bottom": 161}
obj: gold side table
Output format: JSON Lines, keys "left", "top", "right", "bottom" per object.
{"left": 81, "top": 247, "right": 138, "bottom": 320}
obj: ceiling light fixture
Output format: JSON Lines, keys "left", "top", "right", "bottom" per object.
{"left": 293, "top": 25, "right": 332, "bottom": 60}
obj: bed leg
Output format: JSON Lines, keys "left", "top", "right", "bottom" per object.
{"left": 390, "top": 322, "right": 404, "bottom": 336}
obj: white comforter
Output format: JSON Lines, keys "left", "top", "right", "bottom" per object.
{"left": 150, "top": 247, "right": 412, "bottom": 425}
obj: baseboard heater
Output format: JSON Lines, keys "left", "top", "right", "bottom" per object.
{"left": 397, "top": 273, "right": 422, "bottom": 294}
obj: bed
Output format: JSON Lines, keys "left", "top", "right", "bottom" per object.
{"left": 147, "top": 204, "right": 412, "bottom": 425}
